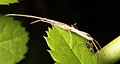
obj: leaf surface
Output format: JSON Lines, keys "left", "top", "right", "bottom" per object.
{"left": 45, "top": 26, "right": 99, "bottom": 64}
{"left": 0, "top": 0, "right": 18, "bottom": 5}
{"left": 0, "top": 15, "right": 29, "bottom": 64}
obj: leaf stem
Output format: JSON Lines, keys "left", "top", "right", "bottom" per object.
{"left": 98, "top": 36, "right": 120, "bottom": 64}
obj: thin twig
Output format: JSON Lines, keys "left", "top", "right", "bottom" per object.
{"left": 6, "top": 14, "right": 101, "bottom": 52}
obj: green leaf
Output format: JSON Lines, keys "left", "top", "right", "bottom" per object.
{"left": 0, "top": 15, "right": 29, "bottom": 64}
{"left": 0, "top": 0, "right": 19, "bottom": 5}
{"left": 44, "top": 26, "right": 99, "bottom": 64}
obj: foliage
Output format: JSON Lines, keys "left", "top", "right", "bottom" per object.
{"left": 44, "top": 26, "right": 99, "bottom": 64}
{"left": 0, "top": 0, "right": 19, "bottom": 5}
{"left": 0, "top": 15, "right": 29, "bottom": 64}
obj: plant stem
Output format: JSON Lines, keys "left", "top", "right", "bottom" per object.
{"left": 98, "top": 36, "right": 120, "bottom": 64}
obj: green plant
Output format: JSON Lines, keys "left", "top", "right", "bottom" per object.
{"left": 0, "top": 0, "right": 120, "bottom": 64}
{"left": 0, "top": 15, "right": 29, "bottom": 64}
